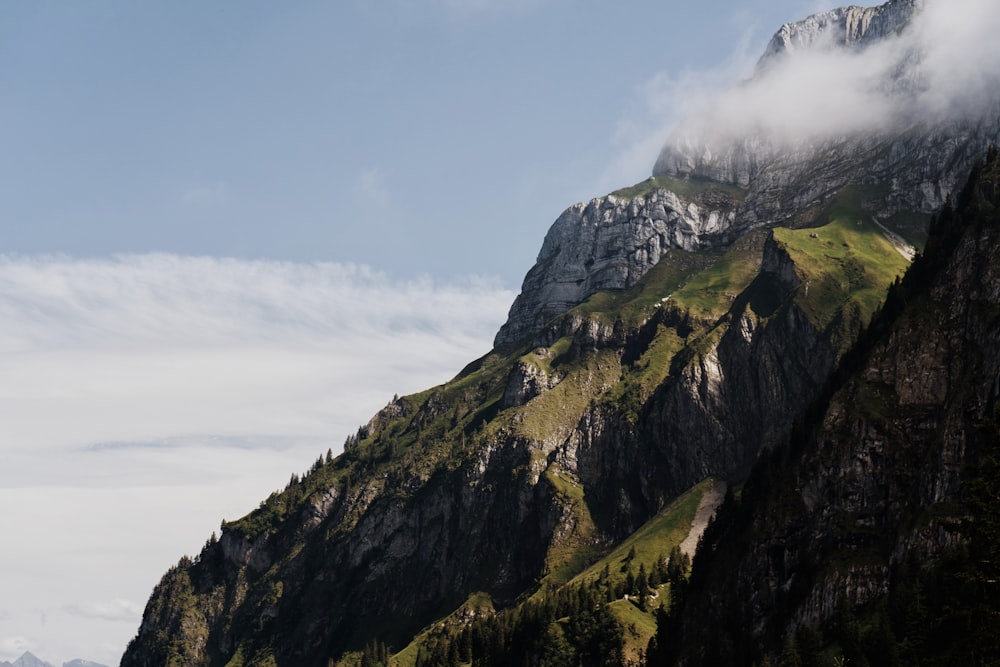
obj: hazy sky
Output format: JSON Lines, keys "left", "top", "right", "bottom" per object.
{"left": 0, "top": 1, "right": 830, "bottom": 664}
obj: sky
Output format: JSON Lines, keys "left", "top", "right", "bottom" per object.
{"left": 0, "top": 0, "right": 847, "bottom": 664}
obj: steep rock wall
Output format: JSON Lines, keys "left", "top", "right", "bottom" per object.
{"left": 494, "top": 189, "right": 738, "bottom": 348}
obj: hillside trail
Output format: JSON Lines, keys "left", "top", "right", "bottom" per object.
{"left": 678, "top": 479, "right": 728, "bottom": 559}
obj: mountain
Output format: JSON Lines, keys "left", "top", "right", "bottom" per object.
{"left": 121, "top": 1, "right": 1000, "bottom": 665}
{"left": 0, "top": 652, "right": 54, "bottom": 667}
{"left": 0, "top": 653, "right": 106, "bottom": 667}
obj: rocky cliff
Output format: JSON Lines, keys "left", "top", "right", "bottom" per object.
{"left": 758, "top": 0, "right": 922, "bottom": 62}
{"left": 493, "top": 182, "right": 742, "bottom": 348}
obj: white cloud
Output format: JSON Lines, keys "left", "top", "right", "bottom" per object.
{"left": 0, "top": 253, "right": 514, "bottom": 665}
{"left": 605, "top": 0, "right": 1000, "bottom": 186}
{"left": 913, "top": 0, "right": 1000, "bottom": 117}
{"left": 596, "top": 30, "right": 760, "bottom": 192}
{"left": 0, "top": 255, "right": 513, "bottom": 454}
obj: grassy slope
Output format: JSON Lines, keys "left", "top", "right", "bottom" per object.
{"left": 570, "top": 478, "right": 711, "bottom": 588}
{"left": 610, "top": 175, "right": 747, "bottom": 205}
{"left": 775, "top": 200, "right": 910, "bottom": 353}
{"left": 669, "top": 230, "right": 768, "bottom": 322}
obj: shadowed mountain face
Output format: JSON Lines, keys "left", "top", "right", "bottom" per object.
{"left": 664, "top": 148, "right": 1000, "bottom": 667}
{"left": 121, "top": 2, "right": 1000, "bottom": 666}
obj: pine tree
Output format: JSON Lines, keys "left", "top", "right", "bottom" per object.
{"left": 636, "top": 564, "right": 650, "bottom": 611}
{"left": 779, "top": 633, "right": 801, "bottom": 667}
{"left": 625, "top": 567, "right": 636, "bottom": 599}
{"left": 538, "top": 623, "right": 575, "bottom": 667}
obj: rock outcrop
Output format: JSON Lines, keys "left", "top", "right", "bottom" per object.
{"left": 758, "top": 0, "right": 922, "bottom": 63}
{"left": 494, "top": 188, "right": 739, "bottom": 348}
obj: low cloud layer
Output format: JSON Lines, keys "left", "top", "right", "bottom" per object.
{"left": 0, "top": 253, "right": 514, "bottom": 665}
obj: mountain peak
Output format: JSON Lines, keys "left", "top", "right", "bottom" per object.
{"left": 9, "top": 652, "right": 54, "bottom": 667}
{"left": 0, "top": 653, "right": 106, "bottom": 667}
{"left": 758, "top": 0, "right": 921, "bottom": 67}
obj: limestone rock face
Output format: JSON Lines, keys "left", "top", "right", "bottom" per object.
{"left": 758, "top": 0, "right": 922, "bottom": 62}
{"left": 502, "top": 358, "right": 559, "bottom": 408}
{"left": 654, "top": 110, "right": 1000, "bottom": 235}
{"left": 494, "top": 189, "right": 738, "bottom": 348}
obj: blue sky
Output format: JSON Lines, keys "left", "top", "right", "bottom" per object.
{"left": 0, "top": 1, "right": 832, "bottom": 664}
{"left": 2, "top": 0, "right": 821, "bottom": 283}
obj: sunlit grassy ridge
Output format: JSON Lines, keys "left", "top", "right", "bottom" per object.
{"left": 668, "top": 229, "right": 769, "bottom": 322}
{"left": 610, "top": 175, "right": 747, "bottom": 206}
{"left": 565, "top": 246, "right": 724, "bottom": 328}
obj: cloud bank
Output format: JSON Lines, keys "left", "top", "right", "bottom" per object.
{"left": 0, "top": 253, "right": 514, "bottom": 665}
{"left": 0, "top": 253, "right": 513, "bottom": 453}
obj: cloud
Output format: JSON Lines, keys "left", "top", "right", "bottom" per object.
{"left": 681, "top": 0, "right": 1000, "bottom": 147}
{"left": 605, "top": 0, "right": 1000, "bottom": 185}
{"left": 912, "top": 0, "right": 1000, "bottom": 116}
{"left": 63, "top": 599, "right": 142, "bottom": 623}
{"left": 596, "top": 26, "right": 760, "bottom": 191}
{"left": 0, "top": 253, "right": 514, "bottom": 665}
{"left": 0, "top": 253, "right": 514, "bottom": 454}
